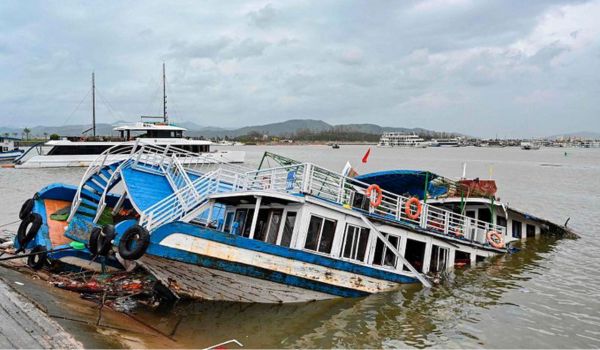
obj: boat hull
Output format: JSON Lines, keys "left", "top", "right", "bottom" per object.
{"left": 119, "top": 221, "right": 417, "bottom": 304}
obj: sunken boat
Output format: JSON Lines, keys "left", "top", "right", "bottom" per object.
{"left": 13, "top": 147, "right": 575, "bottom": 303}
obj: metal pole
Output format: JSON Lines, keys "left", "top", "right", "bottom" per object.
{"left": 162, "top": 62, "right": 167, "bottom": 123}
{"left": 92, "top": 72, "right": 96, "bottom": 137}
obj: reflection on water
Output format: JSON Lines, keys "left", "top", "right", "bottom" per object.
{"left": 131, "top": 237, "right": 564, "bottom": 348}
{"left": 1, "top": 146, "right": 599, "bottom": 348}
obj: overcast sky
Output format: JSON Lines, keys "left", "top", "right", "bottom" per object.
{"left": 1, "top": 0, "right": 599, "bottom": 137}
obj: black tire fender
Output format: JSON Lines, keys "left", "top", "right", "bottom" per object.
{"left": 17, "top": 213, "right": 42, "bottom": 248}
{"left": 27, "top": 245, "right": 47, "bottom": 270}
{"left": 118, "top": 225, "right": 150, "bottom": 260}
{"left": 19, "top": 198, "right": 34, "bottom": 220}
{"left": 88, "top": 224, "right": 115, "bottom": 256}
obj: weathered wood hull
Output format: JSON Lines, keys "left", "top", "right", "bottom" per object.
{"left": 132, "top": 222, "right": 418, "bottom": 304}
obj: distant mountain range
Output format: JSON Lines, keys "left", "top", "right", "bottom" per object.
{"left": 545, "top": 131, "right": 600, "bottom": 140}
{"left": 0, "top": 119, "right": 460, "bottom": 139}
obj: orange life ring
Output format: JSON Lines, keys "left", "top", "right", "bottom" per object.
{"left": 486, "top": 231, "right": 504, "bottom": 248}
{"left": 404, "top": 197, "right": 422, "bottom": 220}
{"left": 365, "top": 184, "right": 383, "bottom": 208}
{"left": 452, "top": 226, "right": 464, "bottom": 237}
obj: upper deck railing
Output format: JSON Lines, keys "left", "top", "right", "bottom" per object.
{"left": 223, "top": 163, "right": 506, "bottom": 248}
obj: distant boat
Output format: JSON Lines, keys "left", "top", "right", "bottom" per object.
{"left": 431, "top": 138, "right": 461, "bottom": 147}
{"left": 520, "top": 141, "right": 541, "bottom": 150}
{"left": 332, "top": 143, "right": 340, "bottom": 149}
{"left": 0, "top": 136, "right": 24, "bottom": 161}
{"left": 377, "top": 133, "right": 428, "bottom": 148}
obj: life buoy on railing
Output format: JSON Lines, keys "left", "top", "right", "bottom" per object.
{"left": 486, "top": 231, "right": 504, "bottom": 249}
{"left": 404, "top": 197, "right": 422, "bottom": 220}
{"left": 365, "top": 184, "right": 383, "bottom": 208}
{"left": 452, "top": 226, "right": 464, "bottom": 238}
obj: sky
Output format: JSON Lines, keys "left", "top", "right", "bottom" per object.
{"left": 0, "top": 0, "right": 599, "bottom": 138}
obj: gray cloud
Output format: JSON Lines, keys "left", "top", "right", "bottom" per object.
{"left": 0, "top": 0, "right": 599, "bottom": 138}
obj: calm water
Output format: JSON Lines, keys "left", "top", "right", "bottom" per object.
{"left": 1, "top": 145, "right": 599, "bottom": 348}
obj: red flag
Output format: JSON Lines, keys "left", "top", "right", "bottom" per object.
{"left": 361, "top": 147, "right": 371, "bottom": 163}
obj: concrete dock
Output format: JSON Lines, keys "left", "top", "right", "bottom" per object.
{"left": 0, "top": 277, "right": 82, "bottom": 348}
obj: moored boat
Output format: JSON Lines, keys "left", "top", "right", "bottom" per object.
{"left": 0, "top": 136, "right": 24, "bottom": 161}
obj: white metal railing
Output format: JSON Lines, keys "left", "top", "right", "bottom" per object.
{"left": 228, "top": 162, "right": 506, "bottom": 247}
{"left": 68, "top": 139, "right": 252, "bottom": 223}
{"left": 140, "top": 170, "right": 221, "bottom": 231}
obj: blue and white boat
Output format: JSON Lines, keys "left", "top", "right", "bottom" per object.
{"left": 0, "top": 136, "right": 24, "bottom": 161}
{"left": 14, "top": 145, "right": 574, "bottom": 303}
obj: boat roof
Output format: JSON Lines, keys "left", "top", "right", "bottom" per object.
{"left": 45, "top": 139, "right": 212, "bottom": 146}
{"left": 355, "top": 170, "right": 448, "bottom": 199}
{"left": 113, "top": 122, "right": 187, "bottom": 132}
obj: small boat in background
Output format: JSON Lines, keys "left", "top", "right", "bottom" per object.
{"left": 0, "top": 136, "right": 24, "bottom": 161}
{"left": 332, "top": 143, "right": 340, "bottom": 149}
{"left": 521, "top": 141, "right": 541, "bottom": 150}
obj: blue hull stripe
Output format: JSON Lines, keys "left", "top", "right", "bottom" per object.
{"left": 146, "top": 222, "right": 417, "bottom": 284}
{"left": 146, "top": 243, "right": 368, "bottom": 298}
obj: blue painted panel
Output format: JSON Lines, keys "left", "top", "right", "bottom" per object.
{"left": 149, "top": 222, "right": 417, "bottom": 284}
{"left": 121, "top": 167, "right": 174, "bottom": 212}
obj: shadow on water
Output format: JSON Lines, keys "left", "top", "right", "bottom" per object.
{"left": 129, "top": 237, "right": 560, "bottom": 349}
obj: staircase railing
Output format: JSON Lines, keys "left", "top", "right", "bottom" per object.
{"left": 140, "top": 170, "right": 220, "bottom": 231}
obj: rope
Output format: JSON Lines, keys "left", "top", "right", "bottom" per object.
{"left": 61, "top": 86, "right": 92, "bottom": 126}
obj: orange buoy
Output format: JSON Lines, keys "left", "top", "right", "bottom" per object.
{"left": 404, "top": 197, "right": 422, "bottom": 220}
{"left": 365, "top": 184, "right": 383, "bottom": 208}
{"left": 486, "top": 230, "right": 505, "bottom": 248}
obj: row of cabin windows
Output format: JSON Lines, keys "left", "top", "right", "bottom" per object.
{"left": 224, "top": 208, "right": 297, "bottom": 247}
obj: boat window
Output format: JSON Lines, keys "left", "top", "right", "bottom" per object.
{"left": 512, "top": 220, "right": 522, "bottom": 239}
{"left": 466, "top": 210, "right": 476, "bottom": 219}
{"left": 242, "top": 209, "right": 255, "bottom": 237}
{"left": 526, "top": 224, "right": 536, "bottom": 238}
{"left": 253, "top": 209, "right": 283, "bottom": 244}
{"left": 253, "top": 210, "right": 271, "bottom": 241}
{"left": 223, "top": 212, "right": 234, "bottom": 233}
{"left": 403, "top": 239, "right": 426, "bottom": 273}
{"left": 430, "top": 245, "right": 449, "bottom": 273}
{"left": 47, "top": 145, "right": 113, "bottom": 155}
{"left": 341, "top": 224, "right": 370, "bottom": 262}
{"left": 372, "top": 233, "right": 399, "bottom": 268}
{"left": 351, "top": 192, "right": 370, "bottom": 211}
{"left": 231, "top": 209, "right": 254, "bottom": 237}
{"left": 279, "top": 212, "right": 297, "bottom": 247}
{"left": 478, "top": 208, "right": 492, "bottom": 223}
{"left": 454, "top": 250, "right": 471, "bottom": 268}
{"left": 476, "top": 255, "right": 486, "bottom": 264}
{"left": 304, "top": 216, "right": 337, "bottom": 254}
{"left": 497, "top": 216, "right": 507, "bottom": 228}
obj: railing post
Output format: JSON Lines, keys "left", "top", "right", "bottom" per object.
{"left": 443, "top": 211, "right": 450, "bottom": 234}
{"left": 301, "top": 163, "right": 312, "bottom": 193}
{"left": 396, "top": 197, "right": 402, "bottom": 220}
{"left": 420, "top": 204, "right": 428, "bottom": 229}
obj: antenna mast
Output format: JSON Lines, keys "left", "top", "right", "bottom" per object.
{"left": 162, "top": 62, "right": 168, "bottom": 123}
{"left": 92, "top": 72, "right": 96, "bottom": 137}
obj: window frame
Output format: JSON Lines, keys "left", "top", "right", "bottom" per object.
{"left": 341, "top": 223, "right": 371, "bottom": 263}
{"left": 304, "top": 215, "right": 337, "bottom": 255}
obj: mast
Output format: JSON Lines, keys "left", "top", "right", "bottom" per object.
{"left": 162, "top": 62, "right": 168, "bottom": 123}
{"left": 92, "top": 72, "right": 96, "bottom": 137}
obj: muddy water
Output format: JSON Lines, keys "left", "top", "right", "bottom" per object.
{"left": 1, "top": 145, "right": 599, "bottom": 348}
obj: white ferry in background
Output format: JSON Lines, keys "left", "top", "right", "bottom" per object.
{"left": 378, "top": 132, "right": 429, "bottom": 148}
{"left": 14, "top": 120, "right": 245, "bottom": 168}
{"left": 430, "top": 137, "right": 461, "bottom": 147}
{"left": 0, "top": 136, "right": 24, "bottom": 161}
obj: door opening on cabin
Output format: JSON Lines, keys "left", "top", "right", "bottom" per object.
{"left": 403, "top": 239, "right": 426, "bottom": 272}
{"left": 454, "top": 250, "right": 471, "bottom": 268}
{"left": 512, "top": 220, "right": 522, "bottom": 239}
{"left": 430, "top": 245, "right": 449, "bottom": 273}
{"left": 526, "top": 224, "right": 536, "bottom": 238}
{"left": 372, "top": 233, "right": 400, "bottom": 269}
